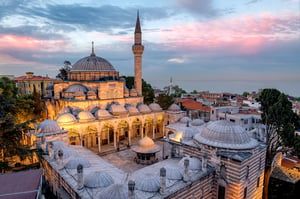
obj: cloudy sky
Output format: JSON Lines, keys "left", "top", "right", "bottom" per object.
{"left": 0, "top": 0, "right": 299, "bottom": 94}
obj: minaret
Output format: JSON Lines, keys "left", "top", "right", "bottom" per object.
{"left": 132, "top": 11, "right": 144, "bottom": 96}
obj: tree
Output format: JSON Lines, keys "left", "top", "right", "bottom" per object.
{"left": 56, "top": 60, "right": 71, "bottom": 80}
{"left": 257, "top": 88, "right": 296, "bottom": 199}
{"left": 122, "top": 76, "right": 154, "bottom": 104}
{"left": 242, "top": 91, "right": 250, "bottom": 97}
{"left": 156, "top": 94, "right": 174, "bottom": 110}
{"left": 171, "top": 85, "right": 186, "bottom": 98}
{"left": 191, "top": 90, "right": 198, "bottom": 94}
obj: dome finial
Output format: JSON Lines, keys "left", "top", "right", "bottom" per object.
{"left": 91, "top": 41, "right": 96, "bottom": 56}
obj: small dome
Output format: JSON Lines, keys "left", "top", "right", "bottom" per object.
{"left": 77, "top": 111, "right": 95, "bottom": 122}
{"left": 64, "top": 84, "right": 88, "bottom": 93}
{"left": 149, "top": 103, "right": 162, "bottom": 112}
{"left": 108, "top": 104, "right": 127, "bottom": 115}
{"left": 56, "top": 113, "right": 77, "bottom": 124}
{"left": 124, "top": 87, "right": 129, "bottom": 93}
{"left": 130, "top": 88, "right": 137, "bottom": 96}
{"left": 168, "top": 104, "right": 181, "bottom": 112}
{"left": 180, "top": 116, "right": 192, "bottom": 124}
{"left": 139, "top": 136, "right": 154, "bottom": 148}
{"left": 84, "top": 171, "right": 114, "bottom": 188}
{"left": 194, "top": 120, "right": 258, "bottom": 149}
{"left": 94, "top": 109, "right": 112, "bottom": 119}
{"left": 71, "top": 55, "right": 116, "bottom": 72}
{"left": 36, "top": 120, "right": 65, "bottom": 135}
{"left": 135, "top": 173, "right": 160, "bottom": 192}
{"left": 164, "top": 165, "right": 184, "bottom": 180}
{"left": 137, "top": 104, "right": 151, "bottom": 113}
{"left": 191, "top": 119, "right": 204, "bottom": 126}
{"left": 178, "top": 157, "right": 202, "bottom": 170}
{"left": 125, "top": 104, "right": 140, "bottom": 115}
{"left": 97, "top": 184, "right": 128, "bottom": 199}
{"left": 132, "top": 136, "right": 161, "bottom": 154}
{"left": 64, "top": 156, "right": 91, "bottom": 169}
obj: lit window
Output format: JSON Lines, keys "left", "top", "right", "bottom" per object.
{"left": 244, "top": 187, "right": 247, "bottom": 199}
{"left": 257, "top": 177, "right": 260, "bottom": 187}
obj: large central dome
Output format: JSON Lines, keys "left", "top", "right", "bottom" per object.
{"left": 71, "top": 55, "right": 116, "bottom": 72}
{"left": 194, "top": 120, "right": 258, "bottom": 149}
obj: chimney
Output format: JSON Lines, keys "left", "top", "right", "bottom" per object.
{"left": 183, "top": 159, "right": 189, "bottom": 182}
{"left": 58, "top": 149, "right": 64, "bottom": 170}
{"left": 128, "top": 180, "right": 135, "bottom": 199}
{"left": 47, "top": 142, "right": 54, "bottom": 159}
{"left": 160, "top": 167, "right": 166, "bottom": 195}
{"left": 202, "top": 153, "right": 208, "bottom": 172}
{"left": 77, "top": 164, "right": 84, "bottom": 190}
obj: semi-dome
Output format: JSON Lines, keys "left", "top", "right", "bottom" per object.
{"left": 97, "top": 184, "right": 128, "bottom": 199}
{"left": 94, "top": 109, "right": 112, "bottom": 119}
{"left": 125, "top": 104, "right": 140, "bottom": 115}
{"left": 56, "top": 113, "right": 77, "bottom": 124}
{"left": 194, "top": 120, "right": 258, "bottom": 150}
{"left": 168, "top": 104, "right": 181, "bottom": 112}
{"left": 84, "top": 171, "right": 114, "bottom": 188}
{"left": 36, "top": 120, "right": 66, "bottom": 135}
{"left": 132, "top": 136, "right": 160, "bottom": 154}
{"left": 77, "top": 111, "right": 95, "bottom": 122}
{"left": 178, "top": 156, "right": 202, "bottom": 170}
{"left": 64, "top": 156, "right": 90, "bottom": 169}
{"left": 137, "top": 104, "right": 151, "bottom": 113}
{"left": 71, "top": 55, "right": 116, "bottom": 72}
{"left": 191, "top": 119, "right": 204, "bottom": 126}
{"left": 135, "top": 173, "right": 160, "bottom": 192}
{"left": 148, "top": 103, "right": 162, "bottom": 112}
{"left": 64, "top": 84, "right": 88, "bottom": 93}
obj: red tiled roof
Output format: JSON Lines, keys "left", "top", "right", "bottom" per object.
{"left": 177, "top": 99, "right": 211, "bottom": 112}
{"left": 14, "top": 76, "right": 54, "bottom": 81}
{"left": 0, "top": 169, "right": 42, "bottom": 199}
{"left": 281, "top": 155, "right": 300, "bottom": 169}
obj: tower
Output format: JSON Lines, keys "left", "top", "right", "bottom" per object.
{"left": 132, "top": 11, "right": 144, "bottom": 96}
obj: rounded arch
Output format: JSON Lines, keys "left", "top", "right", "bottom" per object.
{"left": 100, "top": 122, "right": 114, "bottom": 145}
{"left": 131, "top": 117, "right": 142, "bottom": 138}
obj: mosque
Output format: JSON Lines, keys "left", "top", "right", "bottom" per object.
{"left": 36, "top": 13, "right": 266, "bottom": 199}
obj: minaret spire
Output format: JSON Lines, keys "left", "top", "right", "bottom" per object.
{"left": 135, "top": 10, "right": 141, "bottom": 34}
{"left": 91, "top": 41, "right": 96, "bottom": 56}
{"left": 132, "top": 11, "right": 144, "bottom": 96}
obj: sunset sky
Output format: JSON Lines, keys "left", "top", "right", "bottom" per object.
{"left": 0, "top": 0, "right": 299, "bottom": 93}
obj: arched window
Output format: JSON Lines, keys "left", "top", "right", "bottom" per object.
{"left": 246, "top": 166, "right": 249, "bottom": 179}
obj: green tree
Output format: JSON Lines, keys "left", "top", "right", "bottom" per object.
{"left": 123, "top": 76, "right": 154, "bottom": 104}
{"left": 257, "top": 88, "right": 296, "bottom": 199}
{"left": 171, "top": 85, "right": 186, "bottom": 98}
{"left": 56, "top": 60, "right": 71, "bottom": 80}
{"left": 242, "top": 91, "right": 250, "bottom": 97}
{"left": 191, "top": 90, "right": 198, "bottom": 94}
{"left": 156, "top": 94, "right": 174, "bottom": 110}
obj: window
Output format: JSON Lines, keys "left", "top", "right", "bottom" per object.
{"left": 245, "top": 166, "right": 249, "bottom": 179}
{"left": 257, "top": 177, "right": 260, "bottom": 187}
{"left": 230, "top": 119, "right": 235, "bottom": 122}
{"left": 244, "top": 119, "right": 248, "bottom": 124}
{"left": 218, "top": 185, "right": 226, "bottom": 199}
{"left": 244, "top": 187, "right": 247, "bottom": 199}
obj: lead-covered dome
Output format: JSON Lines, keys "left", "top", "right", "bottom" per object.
{"left": 77, "top": 111, "right": 95, "bottom": 122}
{"left": 84, "top": 171, "right": 114, "bottom": 188}
{"left": 36, "top": 120, "right": 66, "bottom": 135}
{"left": 71, "top": 55, "right": 116, "bottom": 72}
{"left": 194, "top": 120, "right": 258, "bottom": 149}
{"left": 168, "top": 103, "right": 181, "bottom": 112}
{"left": 57, "top": 113, "right": 77, "bottom": 124}
{"left": 149, "top": 103, "right": 162, "bottom": 112}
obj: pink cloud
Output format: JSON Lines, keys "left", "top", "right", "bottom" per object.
{"left": 0, "top": 34, "right": 66, "bottom": 52}
{"left": 157, "top": 14, "right": 299, "bottom": 55}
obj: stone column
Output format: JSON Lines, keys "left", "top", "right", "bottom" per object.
{"left": 97, "top": 131, "right": 101, "bottom": 153}
{"left": 183, "top": 159, "right": 189, "bottom": 182}
{"left": 128, "top": 180, "right": 135, "bottom": 199}
{"left": 114, "top": 129, "right": 117, "bottom": 150}
{"left": 128, "top": 126, "right": 132, "bottom": 146}
{"left": 77, "top": 164, "right": 83, "bottom": 190}
{"left": 160, "top": 167, "right": 166, "bottom": 195}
